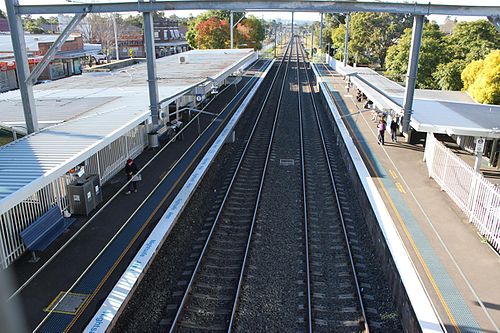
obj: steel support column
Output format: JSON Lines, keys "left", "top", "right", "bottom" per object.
{"left": 291, "top": 12, "right": 294, "bottom": 38}
{"left": 143, "top": 8, "right": 160, "bottom": 125}
{"left": 319, "top": 12, "right": 323, "bottom": 49}
{"left": 6, "top": 0, "right": 38, "bottom": 133}
{"left": 402, "top": 15, "right": 424, "bottom": 134}
{"left": 343, "top": 13, "right": 350, "bottom": 67}
{"left": 230, "top": 11, "right": 234, "bottom": 49}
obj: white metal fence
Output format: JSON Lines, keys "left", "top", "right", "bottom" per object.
{"left": 0, "top": 125, "right": 147, "bottom": 268}
{"left": 0, "top": 176, "right": 72, "bottom": 268}
{"left": 425, "top": 133, "right": 500, "bottom": 252}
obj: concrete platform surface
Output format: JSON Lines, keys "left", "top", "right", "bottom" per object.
{"left": 317, "top": 63, "right": 500, "bottom": 333}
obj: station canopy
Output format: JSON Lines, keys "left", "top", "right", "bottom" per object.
{"left": 333, "top": 61, "right": 500, "bottom": 139}
{"left": 0, "top": 49, "right": 257, "bottom": 213}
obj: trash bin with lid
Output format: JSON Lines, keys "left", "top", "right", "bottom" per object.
{"left": 148, "top": 131, "right": 159, "bottom": 148}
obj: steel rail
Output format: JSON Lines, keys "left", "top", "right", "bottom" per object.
{"left": 169, "top": 39, "right": 293, "bottom": 332}
{"left": 299, "top": 44, "right": 370, "bottom": 332}
{"left": 295, "top": 39, "right": 314, "bottom": 333}
{"left": 227, "top": 38, "right": 294, "bottom": 332}
{"left": 30, "top": 61, "right": 271, "bottom": 333}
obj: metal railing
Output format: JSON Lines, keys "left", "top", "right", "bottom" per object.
{"left": 0, "top": 125, "right": 147, "bottom": 269}
{"left": 424, "top": 133, "right": 500, "bottom": 252}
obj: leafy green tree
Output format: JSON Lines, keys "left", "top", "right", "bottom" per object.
{"left": 461, "top": 50, "right": 500, "bottom": 104}
{"left": 124, "top": 14, "right": 143, "bottom": 30}
{"left": 385, "top": 22, "right": 449, "bottom": 89}
{"left": 448, "top": 20, "right": 500, "bottom": 62}
{"left": 23, "top": 16, "right": 45, "bottom": 34}
{"left": 433, "top": 59, "right": 467, "bottom": 90}
{"left": 235, "top": 15, "right": 265, "bottom": 50}
{"left": 349, "top": 12, "right": 412, "bottom": 67}
{"left": 330, "top": 25, "right": 347, "bottom": 61}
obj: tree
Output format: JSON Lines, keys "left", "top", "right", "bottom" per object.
{"left": 348, "top": 12, "right": 412, "bottom": 67}
{"left": 187, "top": 11, "right": 264, "bottom": 50}
{"left": 448, "top": 20, "right": 499, "bottom": 62}
{"left": 461, "top": 50, "right": 500, "bottom": 104}
{"left": 196, "top": 16, "right": 230, "bottom": 49}
{"left": 385, "top": 22, "right": 449, "bottom": 89}
{"left": 0, "top": 9, "right": 7, "bottom": 19}
{"left": 433, "top": 59, "right": 467, "bottom": 90}
{"left": 235, "top": 15, "right": 265, "bottom": 50}
{"left": 330, "top": 25, "right": 347, "bottom": 61}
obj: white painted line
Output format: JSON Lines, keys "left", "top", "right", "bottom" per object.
{"left": 312, "top": 64, "right": 443, "bottom": 333}
{"left": 84, "top": 59, "right": 275, "bottom": 333}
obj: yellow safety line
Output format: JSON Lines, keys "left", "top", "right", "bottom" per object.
{"left": 321, "top": 67, "right": 460, "bottom": 333}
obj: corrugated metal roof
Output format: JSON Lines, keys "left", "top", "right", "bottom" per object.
{"left": 0, "top": 107, "right": 148, "bottom": 212}
{"left": 0, "top": 49, "right": 256, "bottom": 212}
{"left": 330, "top": 59, "right": 500, "bottom": 138}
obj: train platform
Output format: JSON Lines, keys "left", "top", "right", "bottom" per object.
{"left": 315, "top": 63, "right": 500, "bottom": 333}
{"left": 5, "top": 59, "right": 269, "bottom": 332}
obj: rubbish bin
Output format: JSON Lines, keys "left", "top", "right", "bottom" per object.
{"left": 88, "top": 174, "right": 102, "bottom": 206}
{"left": 67, "top": 175, "right": 96, "bottom": 215}
{"left": 148, "top": 131, "right": 159, "bottom": 148}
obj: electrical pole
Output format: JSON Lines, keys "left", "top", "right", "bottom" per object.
{"left": 112, "top": 14, "right": 120, "bottom": 61}
{"left": 311, "top": 26, "right": 314, "bottom": 59}
{"left": 343, "top": 13, "right": 350, "bottom": 67}
{"left": 230, "top": 11, "right": 234, "bottom": 49}
{"left": 319, "top": 13, "right": 323, "bottom": 50}
{"left": 274, "top": 25, "right": 277, "bottom": 58}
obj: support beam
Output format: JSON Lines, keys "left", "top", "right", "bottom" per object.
{"left": 402, "top": 15, "right": 424, "bottom": 134}
{"left": 143, "top": 8, "right": 160, "bottom": 125}
{"left": 319, "top": 12, "right": 323, "bottom": 50}
{"left": 291, "top": 12, "right": 294, "bottom": 38}
{"left": 343, "top": 13, "right": 350, "bottom": 67}
{"left": 17, "top": 2, "right": 500, "bottom": 16}
{"left": 230, "top": 11, "right": 234, "bottom": 49}
{"left": 27, "top": 13, "right": 86, "bottom": 84}
{"left": 6, "top": 0, "right": 38, "bottom": 134}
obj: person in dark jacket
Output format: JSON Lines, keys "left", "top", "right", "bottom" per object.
{"left": 124, "top": 158, "right": 139, "bottom": 194}
{"left": 390, "top": 118, "right": 398, "bottom": 142}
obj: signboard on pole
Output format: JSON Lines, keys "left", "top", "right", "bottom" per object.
{"left": 475, "top": 137, "right": 485, "bottom": 153}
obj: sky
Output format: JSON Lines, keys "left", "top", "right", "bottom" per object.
{"left": 0, "top": 1, "right": 490, "bottom": 24}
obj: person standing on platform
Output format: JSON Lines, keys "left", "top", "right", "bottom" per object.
{"left": 124, "top": 158, "right": 139, "bottom": 195}
{"left": 390, "top": 118, "right": 398, "bottom": 143}
{"left": 378, "top": 119, "right": 386, "bottom": 145}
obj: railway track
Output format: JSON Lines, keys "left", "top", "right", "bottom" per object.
{"left": 296, "top": 41, "right": 369, "bottom": 332}
{"left": 168, "top": 40, "right": 294, "bottom": 332}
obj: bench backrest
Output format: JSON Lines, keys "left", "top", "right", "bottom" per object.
{"left": 19, "top": 206, "right": 64, "bottom": 251}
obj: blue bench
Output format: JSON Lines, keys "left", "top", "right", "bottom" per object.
{"left": 19, "top": 206, "right": 75, "bottom": 262}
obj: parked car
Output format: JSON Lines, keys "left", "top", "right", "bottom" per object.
{"left": 93, "top": 52, "right": 107, "bottom": 64}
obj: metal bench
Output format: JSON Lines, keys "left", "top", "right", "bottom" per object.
{"left": 19, "top": 206, "right": 75, "bottom": 262}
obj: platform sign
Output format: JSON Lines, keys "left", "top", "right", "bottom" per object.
{"left": 195, "top": 94, "right": 203, "bottom": 103}
{"left": 475, "top": 137, "right": 485, "bottom": 153}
